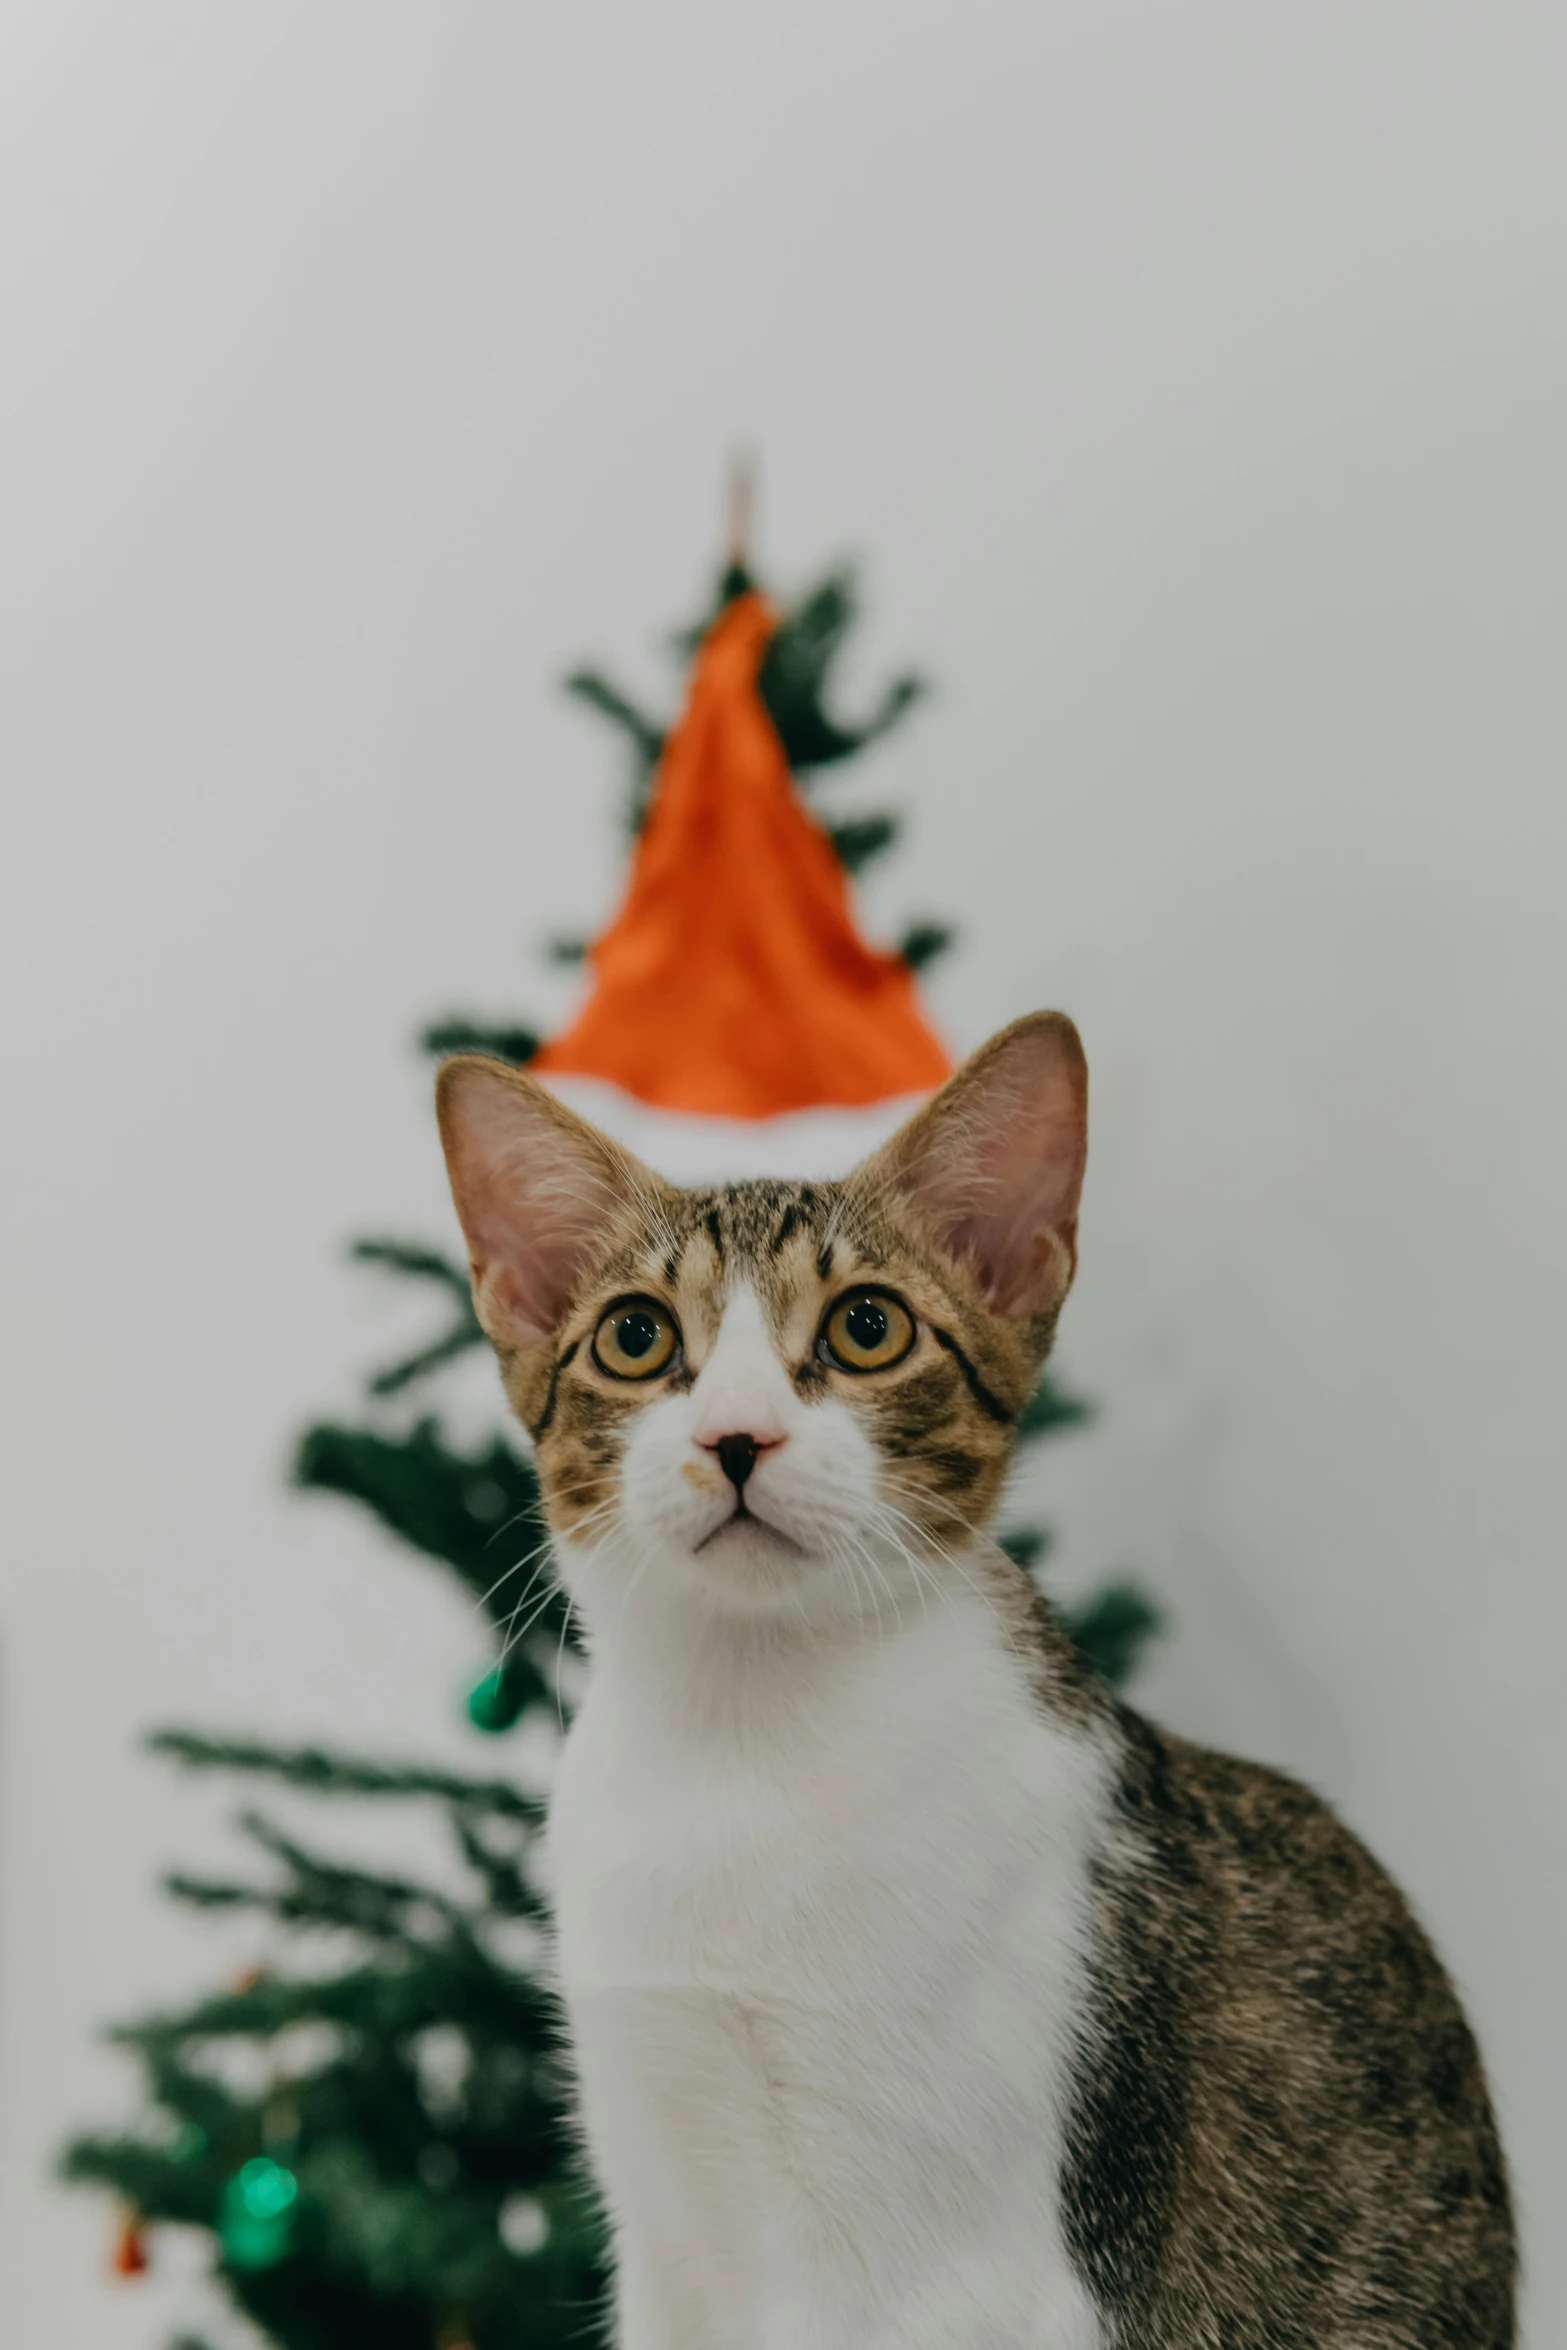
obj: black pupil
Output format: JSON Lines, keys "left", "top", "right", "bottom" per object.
{"left": 844, "top": 1299, "right": 889, "bottom": 1352}
{"left": 616, "top": 1311, "right": 659, "bottom": 1360}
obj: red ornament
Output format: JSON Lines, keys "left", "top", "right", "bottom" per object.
{"left": 111, "top": 2208, "right": 150, "bottom": 2277}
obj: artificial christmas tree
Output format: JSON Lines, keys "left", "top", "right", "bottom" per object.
{"left": 64, "top": 526, "right": 1157, "bottom": 2349}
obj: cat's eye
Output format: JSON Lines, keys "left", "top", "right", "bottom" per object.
{"left": 820, "top": 1289, "right": 916, "bottom": 1374}
{"left": 592, "top": 1297, "right": 680, "bottom": 1381}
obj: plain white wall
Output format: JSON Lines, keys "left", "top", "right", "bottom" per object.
{"left": 2, "top": 3, "right": 1564, "bottom": 2342}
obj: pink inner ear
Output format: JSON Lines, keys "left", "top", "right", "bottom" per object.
{"left": 438, "top": 1065, "right": 634, "bottom": 1351}
{"left": 938, "top": 1134, "right": 1080, "bottom": 1314}
{"left": 467, "top": 1151, "right": 604, "bottom": 1346}
{"left": 895, "top": 1018, "right": 1087, "bottom": 1321}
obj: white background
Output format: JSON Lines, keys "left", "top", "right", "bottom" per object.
{"left": 2, "top": 4, "right": 1564, "bottom": 2342}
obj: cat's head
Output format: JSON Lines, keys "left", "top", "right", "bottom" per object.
{"left": 436, "top": 1015, "right": 1087, "bottom": 1623}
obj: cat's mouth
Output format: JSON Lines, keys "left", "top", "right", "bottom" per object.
{"left": 695, "top": 1503, "right": 805, "bottom": 1558}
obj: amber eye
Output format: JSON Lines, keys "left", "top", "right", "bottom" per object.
{"left": 592, "top": 1298, "right": 679, "bottom": 1380}
{"left": 820, "top": 1290, "right": 916, "bottom": 1374}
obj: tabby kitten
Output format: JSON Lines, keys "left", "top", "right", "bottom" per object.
{"left": 437, "top": 1014, "right": 1514, "bottom": 2350}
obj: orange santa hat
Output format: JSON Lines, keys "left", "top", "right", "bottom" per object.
{"left": 533, "top": 589, "right": 951, "bottom": 1180}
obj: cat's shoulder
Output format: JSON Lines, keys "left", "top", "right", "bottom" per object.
{"left": 1085, "top": 1695, "right": 1500, "bottom": 2166}
{"left": 1063, "top": 1704, "right": 1514, "bottom": 2348}
{"left": 1104, "top": 1699, "right": 1423, "bottom": 1939}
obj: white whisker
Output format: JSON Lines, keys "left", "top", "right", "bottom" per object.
{"left": 554, "top": 1592, "right": 579, "bottom": 1731}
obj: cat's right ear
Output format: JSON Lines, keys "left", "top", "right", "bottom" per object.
{"left": 855, "top": 1012, "right": 1088, "bottom": 1330}
{"left": 435, "top": 1058, "right": 651, "bottom": 1354}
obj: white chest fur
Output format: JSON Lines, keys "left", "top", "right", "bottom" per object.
{"left": 545, "top": 1571, "right": 1111, "bottom": 2350}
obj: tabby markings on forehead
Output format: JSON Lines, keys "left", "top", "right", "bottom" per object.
{"left": 568, "top": 1177, "right": 951, "bottom": 1327}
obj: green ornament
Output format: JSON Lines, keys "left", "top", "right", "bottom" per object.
{"left": 219, "top": 2155, "right": 298, "bottom": 2270}
{"left": 466, "top": 1663, "right": 525, "bottom": 1734}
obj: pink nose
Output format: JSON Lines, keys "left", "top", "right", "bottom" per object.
{"left": 701, "top": 1431, "right": 784, "bottom": 1492}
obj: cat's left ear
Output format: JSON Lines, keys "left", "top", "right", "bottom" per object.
{"left": 436, "top": 1057, "right": 658, "bottom": 1355}
{"left": 856, "top": 1012, "right": 1088, "bottom": 1327}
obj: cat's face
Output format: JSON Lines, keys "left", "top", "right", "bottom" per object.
{"left": 492, "top": 1176, "right": 1034, "bottom": 1611}
{"left": 438, "top": 1015, "right": 1087, "bottom": 1624}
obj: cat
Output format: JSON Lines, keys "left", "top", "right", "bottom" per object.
{"left": 436, "top": 1012, "right": 1515, "bottom": 2350}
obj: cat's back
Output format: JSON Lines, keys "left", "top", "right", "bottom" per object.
{"left": 1064, "top": 1701, "right": 1516, "bottom": 2350}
